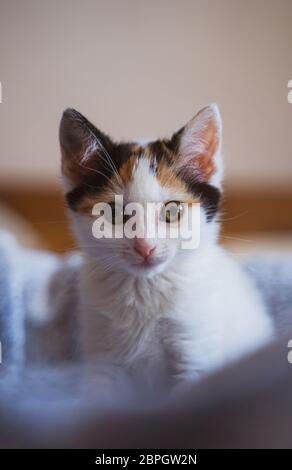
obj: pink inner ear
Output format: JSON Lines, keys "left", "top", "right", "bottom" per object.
{"left": 195, "top": 120, "right": 219, "bottom": 180}
{"left": 179, "top": 109, "right": 221, "bottom": 183}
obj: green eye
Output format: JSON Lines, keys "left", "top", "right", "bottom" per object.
{"left": 160, "top": 201, "right": 184, "bottom": 223}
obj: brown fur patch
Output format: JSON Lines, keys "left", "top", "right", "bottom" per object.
{"left": 76, "top": 189, "right": 114, "bottom": 215}
{"left": 71, "top": 150, "right": 141, "bottom": 214}
{"left": 156, "top": 158, "right": 188, "bottom": 194}
{"left": 119, "top": 153, "right": 139, "bottom": 185}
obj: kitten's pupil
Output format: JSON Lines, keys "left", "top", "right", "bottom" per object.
{"left": 108, "top": 203, "right": 132, "bottom": 225}
{"left": 123, "top": 213, "right": 132, "bottom": 225}
{"left": 161, "top": 201, "right": 184, "bottom": 223}
{"left": 109, "top": 203, "right": 123, "bottom": 225}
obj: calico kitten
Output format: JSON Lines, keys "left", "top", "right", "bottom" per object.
{"left": 59, "top": 104, "right": 273, "bottom": 386}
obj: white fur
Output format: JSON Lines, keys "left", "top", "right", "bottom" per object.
{"left": 73, "top": 159, "right": 273, "bottom": 387}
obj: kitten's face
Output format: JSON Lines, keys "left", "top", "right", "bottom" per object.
{"left": 59, "top": 105, "right": 222, "bottom": 277}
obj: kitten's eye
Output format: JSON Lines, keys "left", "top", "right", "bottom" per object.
{"left": 105, "top": 204, "right": 131, "bottom": 225}
{"left": 160, "top": 201, "right": 184, "bottom": 223}
{"left": 104, "top": 203, "right": 124, "bottom": 225}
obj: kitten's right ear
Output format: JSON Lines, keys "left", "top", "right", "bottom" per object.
{"left": 59, "top": 108, "right": 113, "bottom": 187}
{"left": 172, "top": 104, "right": 223, "bottom": 189}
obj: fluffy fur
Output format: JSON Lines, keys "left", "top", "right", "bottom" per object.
{"left": 58, "top": 104, "right": 273, "bottom": 387}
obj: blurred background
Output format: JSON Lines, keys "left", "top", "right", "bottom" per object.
{"left": 0, "top": 0, "right": 291, "bottom": 254}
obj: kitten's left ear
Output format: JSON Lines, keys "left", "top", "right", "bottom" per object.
{"left": 174, "top": 103, "right": 223, "bottom": 188}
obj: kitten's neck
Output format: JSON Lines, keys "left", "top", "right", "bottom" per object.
{"left": 82, "top": 252, "right": 190, "bottom": 287}
{"left": 79, "top": 253, "right": 193, "bottom": 322}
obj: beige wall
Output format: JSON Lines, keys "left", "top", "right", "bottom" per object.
{"left": 0, "top": 0, "right": 291, "bottom": 188}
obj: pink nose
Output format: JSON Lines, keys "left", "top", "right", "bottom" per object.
{"left": 134, "top": 239, "right": 156, "bottom": 258}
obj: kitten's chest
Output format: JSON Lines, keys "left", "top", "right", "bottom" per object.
{"left": 83, "top": 269, "right": 187, "bottom": 321}
{"left": 80, "top": 271, "right": 190, "bottom": 374}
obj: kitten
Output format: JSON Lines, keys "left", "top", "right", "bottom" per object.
{"left": 59, "top": 104, "right": 273, "bottom": 386}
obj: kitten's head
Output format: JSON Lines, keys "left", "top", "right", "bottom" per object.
{"left": 59, "top": 105, "right": 223, "bottom": 277}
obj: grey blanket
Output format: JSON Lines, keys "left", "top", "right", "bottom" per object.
{"left": 0, "top": 230, "right": 292, "bottom": 448}
{"left": 0, "top": 230, "right": 292, "bottom": 367}
{"left": 0, "top": 231, "right": 81, "bottom": 366}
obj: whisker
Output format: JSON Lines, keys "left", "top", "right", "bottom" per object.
{"left": 219, "top": 211, "right": 250, "bottom": 223}
{"left": 221, "top": 235, "right": 254, "bottom": 243}
{"left": 80, "top": 126, "right": 123, "bottom": 187}
{"left": 78, "top": 161, "right": 113, "bottom": 185}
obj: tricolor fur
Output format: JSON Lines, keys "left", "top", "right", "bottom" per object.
{"left": 59, "top": 104, "right": 273, "bottom": 386}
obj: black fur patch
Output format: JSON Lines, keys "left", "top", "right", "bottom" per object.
{"left": 184, "top": 181, "right": 221, "bottom": 222}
